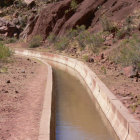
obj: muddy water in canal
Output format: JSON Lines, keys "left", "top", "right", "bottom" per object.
{"left": 49, "top": 61, "right": 119, "bottom": 140}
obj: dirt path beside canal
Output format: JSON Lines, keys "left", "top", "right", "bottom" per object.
{"left": 0, "top": 56, "right": 48, "bottom": 140}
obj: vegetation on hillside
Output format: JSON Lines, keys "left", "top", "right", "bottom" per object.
{"left": 111, "top": 35, "right": 140, "bottom": 70}
{"left": 29, "top": 35, "right": 43, "bottom": 48}
{"left": 0, "top": 43, "right": 12, "bottom": 61}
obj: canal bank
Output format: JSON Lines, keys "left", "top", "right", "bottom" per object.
{"left": 14, "top": 48, "right": 140, "bottom": 140}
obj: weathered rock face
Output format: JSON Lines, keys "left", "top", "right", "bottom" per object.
{"left": 21, "top": 0, "right": 140, "bottom": 40}
{"left": 0, "top": 19, "right": 21, "bottom": 38}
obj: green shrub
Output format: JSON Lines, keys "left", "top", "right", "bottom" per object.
{"left": 47, "top": 33, "right": 56, "bottom": 44}
{"left": 20, "top": 16, "right": 28, "bottom": 29}
{"left": 29, "top": 35, "right": 43, "bottom": 48}
{"left": 0, "top": 43, "right": 12, "bottom": 60}
{"left": 65, "top": 0, "right": 78, "bottom": 13}
{"left": 76, "top": 31, "right": 88, "bottom": 50}
{"left": 116, "top": 16, "right": 134, "bottom": 40}
{"left": 83, "top": 55, "right": 89, "bottom": 62}
{"left": 125, "top": 16, "right": 134, "bottom": 33}
{"left": 76, "top": 25, "right": 86, "bottom": 33}
{"left": 66, "top": 28, "right": 78, "bottom": 40}
{"left": 112, "top": 35, "right": 140, "bottom": 68}
{"left": 14, "top": 0, "right": 26, "bottom": 8}
{"left": 67, "top": 25, "right": 86, "bottom": 38}
{"left": 116, "top": 28, "right": 126, "bottom": 39}
{"left": 0, "top": 67, "right": 8, "bottom": 73}
{"left": 101, "top": 16, "right": 115, "bottom": 32}
{"left": 70, "top": 0, "right": 78, "bottom": 11}
{"left": 86, "top": 33, "right": 104, "bottom": 53}
{"left": 55, "top": 37, "right": 69, "bottom": 50}
{"left": 5, "top": 38, "right": 17, "bottom": 44}
{"left": 101, "top": 66, "right": 107, "bottom": 74}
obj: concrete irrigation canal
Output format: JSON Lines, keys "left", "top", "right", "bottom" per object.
{"left": 50, "top": 61, "right": 118, "bottom": 140}
{"left": 14, "top": 49, "right": 140, "bottom": 140}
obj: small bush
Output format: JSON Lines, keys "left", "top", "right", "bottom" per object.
{"left": 116, "top": 16, "right": 134, "bottom": 40}
{"left": 130, "top": 104, "right": 137, "bottom": 113}
{"left": 101, "top": 66, "right": 107, "bottom": 74}
{"left": 29, "top": 35, "right": 43, "bottom": 48}
{"left": 86, "top": 33, "right": 104, "bottom": 53}
{"left": 116, "top": 28, "right": 126, "bottom": 39}
{"left": 76, "top": 25, "right": 86, "bottom": 33}
{"left": 101, "top": 16, "right": 115, "bottom": 32}
{"left": 66, "top": 25, "right": 86, "bottom": 40}
{"left": 0, "top": 67, "right": 8, "bottom": 73}
{"left": 47, "top": 33, "right": 56, "bottom": 44}
{"left": 0, "top": 43, "right": 12, "bottom": 60}
{"left": 70, "top": 0, "right": 78, "bottom": 11}
{"left": 66, "top": 29, "right": 78, "bottom": 40}
{"left": 83, "top": 55, "right": 89, "bottom": 62}
{"left": 125, "top": 16, "right": 134, "bottom": 33}
{"left": 111, "top": 35, "right": 140, "bottom": 68}
{"left": 5, "top": 38, "right": 17, "bottom": 44}
{"left": 54, "top": 37, "right": 69, "bottom": 50}
{"left": 14, "top": 0, "right": 26, "bottom": 8}
{"left": 65, "top": 0, "right": 78, "bottom": 13}
{"left": 20, "top": 16, "right": 28, "bottom": 29}
{"left": 76, "top": 31, "right": 88, "bottom": 50}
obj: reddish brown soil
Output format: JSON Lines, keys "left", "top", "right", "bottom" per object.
{"left": 0, "top": 56, "right": 48, "bottom": 140}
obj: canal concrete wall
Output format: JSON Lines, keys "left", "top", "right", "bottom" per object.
{"left": 14, "top": 49, "right": 140, "bottom": 140}
{"left": 38, "top": 59, "right": 53, "bottom": 140}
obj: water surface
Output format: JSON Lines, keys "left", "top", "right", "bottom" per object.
{"left": 49, "top": 61, "right": 119, "bottom": 140}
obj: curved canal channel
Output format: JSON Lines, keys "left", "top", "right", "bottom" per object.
{"left": 48, "top": 60, "right": 119, "bottom": 140}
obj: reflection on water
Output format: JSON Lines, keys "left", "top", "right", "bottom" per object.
{"left": 48, "top": 60, "right": 119, "bottom": 140}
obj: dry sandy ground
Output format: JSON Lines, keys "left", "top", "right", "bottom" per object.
{"left": 0, "top": 56, "right": 48, "bottom": 140}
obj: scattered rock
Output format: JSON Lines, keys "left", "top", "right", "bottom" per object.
{"left": 15, "top": 90, "right": 19, "bottom": 93}
{"left": 105, "top": 34, "right": 113, "bottom": 41}
{"left": 6, "top": 80, "right": 11, "bottom": 83}
{"left": 70, "top": 47, "right": 77, "bottom": 54}
{"left": 5, "top": 90, "right": 8, "bottom": 93}
{"left": 100, "top": 53, "right": 104, "bottom": 60}
{"left": 0, "top": 18, "right": 21, "bottom": 37}
{"left": 21, "top": 70, "right": 25, "bottom": 73}
{"left": 103, "top": 40, "right": 113, "bottom": 46}
{"left": 123, "top": 66, "right": 137, "bottom": 78}
{"left": 13, "top": 12, "right": 19, "bottom": 18}
{"left": 88, "top": 57, "right": 94, "bottom": 63}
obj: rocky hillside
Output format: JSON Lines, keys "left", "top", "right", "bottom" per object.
{"left": 21, "top": 0, "right": 140, "bottom": 40}
{"left": 0, "top": 0, "right": 48, "bottom": 39}
{"left": 0, "top": 0, "right": 140, "bottom": 40}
